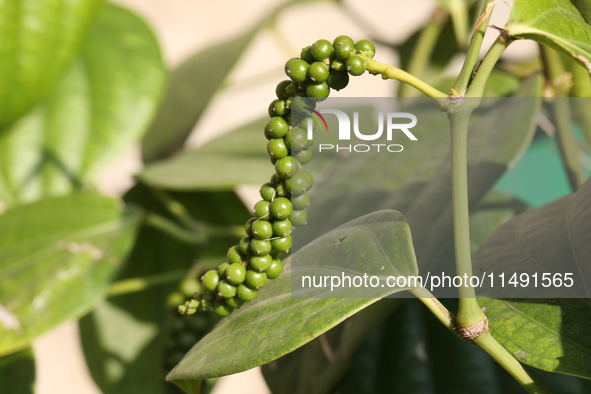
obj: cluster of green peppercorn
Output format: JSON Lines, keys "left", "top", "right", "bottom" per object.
{"left": 178, "top": 36, "right": 376, "bottom": 317}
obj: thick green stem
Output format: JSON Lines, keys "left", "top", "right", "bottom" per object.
{"left": 474, "top": 333, "right": 552, "bottom": 394}
{"left": 107, "top": 270, "right": 186, "bottom": 297}
{"left": 412, "top": 287, "right": 551, "bottom": 393}
{"left": 541, "top": 46, "right": 586, "bottom": 191}
{"left": 399, "top": 7, "right": 448, "bottom": 98}
{"left": 410, "top": 287, "right": 458, "bottom": 336}
{"left": 453, "top": 0, "right": 497, "bottom": 94}
{"left": 447, "top": 107, "right": 485, "bottom": 327}
{"left": 550, "top": 99, "right": 586, "bottom": 191}
{"left": 363, "top": 57, "right": 448, "bottom": 104}
{"left": 466, "top": 36, "right": 511, "bottom": 98}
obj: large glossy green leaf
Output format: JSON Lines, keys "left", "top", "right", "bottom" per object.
{"left": 0, "top": 193, "right": 139, "bottom": 356}
{"left": 0, "top": 0, "right": 104, "bottom": 127}
{"left": 473, "top": 178, "right": 591, "bottom": 378}
{"left": 0, "top": 4, "right": 165, "bottom": 207}
{"left": 0, "top": 347, "right": 35, "bottom": 394}
{"left": 80, "top": 187, "right": 249, "bottom": 394}
{"left": 138, "top": 118, "right": 270, "bottom": 190}
{"left": 508, "top": 0, "right": 591, "bottom": 72}
{"left": 263, "top": 190, "right": 527, "bottom": 394}
{"left": 141, "top": 30, "right": 257, "bottom": 163}
{"left": 166, "top": 210, "right": 418, "bottom": 390}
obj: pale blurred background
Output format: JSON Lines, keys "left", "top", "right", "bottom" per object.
{"left": 32, "top": 0, "right": 536, "bottom": 393}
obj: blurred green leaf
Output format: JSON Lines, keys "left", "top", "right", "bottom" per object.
{"left": 141, "top": 30, "right": 257, "bottom": 163}
{"left": 508, "top": 0, "right": 591, "bottom": 71}
{"left": 167, "top": 210, "right": 418, "bottom": 388}
{"left": 570, "top": 0, "right": 591, "bottom": 23}
{"left": 0, "top": 347, "right": 35, "bottom": 394}
{"left": 80, "top": 186, "right": 249, "bottom": 394}
{"left": 473, "top": 178, "right": 591, "bottom": 378}
{"left": 0, "top": 0, "right": 104, "bottom": 127}
{"left": 0, "top": 4, "right": 165, "bottom": 207}
{"left": 0, "top": 193, "right": 139, "bottom": 356}
{"left": 432, "top": 0, "right": 476, "bottom": 48}
{"left": 139, "top": 118, "right": 270, "bottom": 190}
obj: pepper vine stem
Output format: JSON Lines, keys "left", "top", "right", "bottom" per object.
{"left": 107, "top": 270, "right": 186, "bottom": 298}
{"left": 466, "top": 35, "right": 512, "bottom": 98}
{"left": 411, "top": 287, "right": 551, "bottom": 394}
{"left": 447, "top": 106, "right": 485, "bottom": 327}
{"left": 453, "top": 0, "right": 498, "bottom": 95}
{"left": 398, "top": 7, "right": 448, "bottom": 98}
{"left": 363, "top": 57, "right": 448, "bottom": 104}
{"left": 541, "top": 45, "right": 586, "bottom": 192}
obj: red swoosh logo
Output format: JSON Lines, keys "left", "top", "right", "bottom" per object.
{"left": 304, "top": 107, "right": 328, "bottom": 130}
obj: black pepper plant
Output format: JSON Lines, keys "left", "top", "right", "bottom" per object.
{"left": 0, "top": 1, "right": 591, "bottom": 394}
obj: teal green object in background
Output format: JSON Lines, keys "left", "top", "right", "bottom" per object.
{"left": 494, "top": 127, "right": 589, "bottom": 207}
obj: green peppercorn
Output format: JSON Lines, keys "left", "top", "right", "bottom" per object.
{"left": 201, "top": 270, "right": 220, "bottom": 293}
{"left": 275, "top": 156, "right": 299, "bottom": 179}
{"left": 285, "top": 59, "right": 309, "bottom": 83}
{"left": 271, "top": 235, "right": 292, "bottom": 253}
{"left": 266, "top": 259, "right": 283, "bottom": 279}
{"left": 253, "top": 200, "right": 271, "bottom": 219}
{"left": 311, "top": 39, "right": 334, "bottom": 62}
{"left": 245, "top": 270, "right": 267, "bottom": 289}
{"left": 245, "top": 217, "right": 256, "bottom": 237}
{"left": 272, "top": 219, "right": 292, "bottom": 237}
{"left": 267, "top": 138, "right": 289, "bottom": 159}
{"left": 270, "top": 197, "right": 292, "bottom": 220}
{"left": 347, "top": 55, "right": 366, "bottom": 76}
{"left": 291, "top": 209, "right": 308, "bottom": 227}
{"left": 213, "top": 300, "right": 233, "bottom": 317}
{"left": 217, "top": 280, "right": 237, "bottom": 298}
{"left": 249, "top": 254, "right": 273, "bottom": 272}
{"left": 306, "top": 81, "right": 330, "bottom": 99}
{"left": 275, "top": 80, "right": 291, "bottom": 99}
{"left": 237, "top": 284, "right": 258, "bottom": 302}
{"left": 307, "top": 62, "right": 329, "bottom": 83}
{"left": 327, "top": 71, "right": 349, "bottom": 90}
{"left": 355, "top": 39, "right": 376, "bottom": 57}
{"left": 218, "top": 263, "right": 230, "bottom": 276}
{"left": 226, "top": 263, "right": 247, "bottom": 286}
{"left": 252, "top": 219, "right": 273, "bottom": 240}
{"left": 295, "top": 148, "right": 312, "bottom": 164}
{"left": 260, "top": 182, "right": 276, "bottom": 202}
{"left": 250, "top": 238, "right": 272, "bottom": 256}
{"left": 239, "top": 236, "right": 253, "bottom": 256}
{"left": 267, "top": 116, "right": 289, "bottom": 138}
{"left": 300, "top": 45, "right": 315, "bottom": 64}
{"left": 225, "top": 297, "right": 245, "bottom": 309}
{"left": 227, "top": 245, "right": 246, "bottom": 264}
